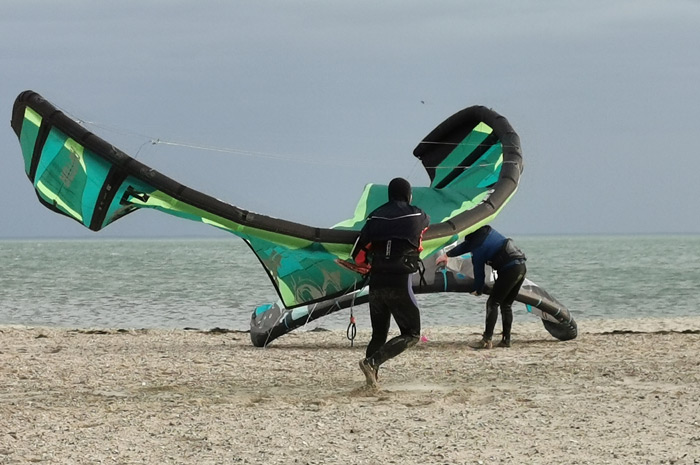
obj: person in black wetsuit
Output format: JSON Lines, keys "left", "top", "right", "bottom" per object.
{"left": 439, "top": 225, "right": 527, "bottom": 349}
{"left": 351, "top": 177, "right": 430, "bottom": 388}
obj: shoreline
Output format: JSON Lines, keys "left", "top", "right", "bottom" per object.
{"left": 2, "top": 317, "right": 699, "bottom": 464}
{"left": 2, "top": 314, "right": 700, "bottom": 334}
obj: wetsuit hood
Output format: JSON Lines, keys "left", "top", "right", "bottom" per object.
{"left": 464, "top": 225, "right": 492, "bottom": 249}
{"left": 388, "top": 177, "right": 412, "bottom": 202}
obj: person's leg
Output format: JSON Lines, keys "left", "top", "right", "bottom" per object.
{"left": 499, "top": 304, "right": 513, "bottom": 346}
{"left": 368, "top": 278, "right": 421, "bottom": 367}
{"left": 366, "top": 288, "right": 392, "bottom": 359}
{"left": 479, "top": 267, "right": 515, "bottom": 346}
{"left": 360, "top": 286, "right": 394, "bottom": 387}
{"left": 483, "top": 297, "right": 500, "bottom": 342}
{"left": 496, "top": 263, "right": 526, "bottom": 345}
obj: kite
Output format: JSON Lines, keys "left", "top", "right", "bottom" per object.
{"left": 10, "top": 90, "right": 577, "bottom": 345}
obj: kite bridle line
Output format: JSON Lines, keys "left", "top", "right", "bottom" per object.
{"left": 146, "top": 137, "right": 520, "bottom": 171}
{"left": 65, "top": 109, "right": 518, "bottom": 171}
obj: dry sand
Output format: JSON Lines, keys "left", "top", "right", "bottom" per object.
{"left": 1, "top": 317, "right": 699, "bottom": 464}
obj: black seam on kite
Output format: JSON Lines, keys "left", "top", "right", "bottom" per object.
{"left": 35, "top": 191, "right": 72, "bottom": 221}
{"left": 90, "top": 167, "right": 128, "bottom": 231}
{"left": 28, "top": 117, "right": 54, "bottom": 183}
{"left": 434, "top": 132, "right": 499, "bottom": 189}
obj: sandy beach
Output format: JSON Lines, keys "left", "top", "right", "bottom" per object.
{"left": 1, "top": 317, "right": 699, "bottom": 464}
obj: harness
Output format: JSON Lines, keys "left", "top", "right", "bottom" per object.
{"left": 487, "top": 238, "right": 527, "bottom": 270}
{"left": 369, "top": 239, "right": 422, "bottom": 274}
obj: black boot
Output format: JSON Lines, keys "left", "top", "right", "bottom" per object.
{"left": 497, "top": 336, "right": 511, "bottom": 348}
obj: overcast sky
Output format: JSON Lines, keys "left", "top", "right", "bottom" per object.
{"left": 2, "top": 0, "right": 699, "bottom": 238}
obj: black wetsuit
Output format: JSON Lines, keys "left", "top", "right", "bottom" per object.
{"left": 352, "top": 190, "right": 429, "bottom": 369}
{"left": 447, "top": 226, "right": 526, "bottom": 342}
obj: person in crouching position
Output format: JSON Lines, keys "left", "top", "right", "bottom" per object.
{"left": 440, "top": 225, "right": 527, "bottom": 349}
{"left": 352, "top": 177, "right": 429, "bottom": 388}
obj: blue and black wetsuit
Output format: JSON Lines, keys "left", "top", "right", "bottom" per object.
{"left": 352, "top": 178, "right": 429, "bottom": 372}
{"left": 447, "top": 225, "right": 527, "bottom": 343}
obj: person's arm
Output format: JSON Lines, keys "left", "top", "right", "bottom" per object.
{"left": 351, "top": 224, "right": 372, "bottom": 265}
{"left": 446, "top": 240, "right": 470, "bottom": 258}
{"left": 416, "top": 212, "right": 430, "bottom": 252}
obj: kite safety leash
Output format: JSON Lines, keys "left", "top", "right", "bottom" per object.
{"left": 346, "top": 282, "right": 360, "bottom": 346}
{"left": 346, "top": 310, "right": 357, "bottom": 347}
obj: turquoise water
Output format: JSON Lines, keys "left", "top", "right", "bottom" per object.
{"left": 1, "top": 236, "right": 698, "bottom": 331}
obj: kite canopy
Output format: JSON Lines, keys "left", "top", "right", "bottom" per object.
{"left": 11, "top": 90, "right": 522, "bottom": 309}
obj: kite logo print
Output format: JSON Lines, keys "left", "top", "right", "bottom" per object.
{"left": 60, "top": 152, "right": 81, "bottom": 187}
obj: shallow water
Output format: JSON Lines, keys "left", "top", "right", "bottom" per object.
{"left": 1, "top": 235, "right": 698, "bottom": 330}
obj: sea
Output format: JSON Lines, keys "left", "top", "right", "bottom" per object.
{"left": 1, "top": 235, "right": 698, "bottom": 332}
